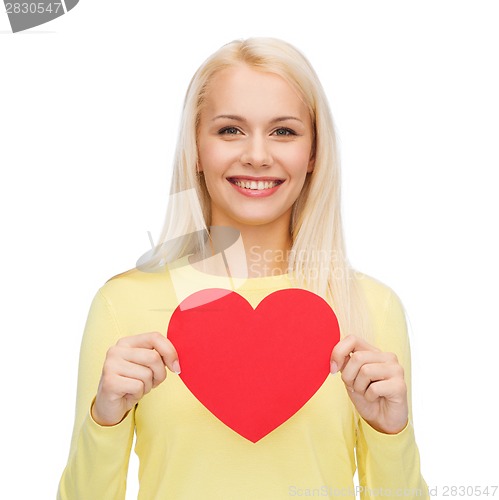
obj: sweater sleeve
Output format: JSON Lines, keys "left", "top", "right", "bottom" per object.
{"left": 355, "top": 288, "right": 430, "bottom": 499}
{"left": 57, "top": 288, "right": 135, "bottom": 500}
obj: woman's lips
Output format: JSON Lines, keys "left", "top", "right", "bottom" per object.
{"left": 227, "top": 177, "right": 284, "bottom": 197}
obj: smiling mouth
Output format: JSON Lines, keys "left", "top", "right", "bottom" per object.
{"left": 228, "top": 178, "right": 284, "bottom": 190}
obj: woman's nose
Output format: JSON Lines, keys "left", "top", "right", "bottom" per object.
{"left": 240, "top": 135, "right": 273, "bottom": 168}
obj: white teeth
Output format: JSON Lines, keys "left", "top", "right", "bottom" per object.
{"left": 233, "top": 179, "right": 280, "bottom": 190}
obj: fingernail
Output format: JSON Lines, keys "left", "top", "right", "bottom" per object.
{"left": 172, "top": 360, "right": 181, "bottom": 374}
{"left": 330, "top": 361, "right": 338, "bottom": 374}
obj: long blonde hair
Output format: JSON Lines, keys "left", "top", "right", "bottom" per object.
{"left": 142, "top": 37, "right": 371, "bottom": 341}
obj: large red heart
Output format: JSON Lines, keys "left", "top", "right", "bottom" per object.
{"left": 167, "top": 288, "right": 340, "bottom": 443}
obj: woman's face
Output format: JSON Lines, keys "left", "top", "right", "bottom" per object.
{"left": 197, "top": 64, "right": 315, "bottom": 233}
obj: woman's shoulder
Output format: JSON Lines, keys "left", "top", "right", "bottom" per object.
{"left": 101, "top": 253, "right": 191, "bottom": 286}
{"left": 352, "top": 271, "right": 412, "bottom": 360}
{"left": 96, "top": 254, "right": 196, "bottom": 301}
{"left": 105, "top": 265, "right": 169, "bottom": 285}
{"left": 96, "top": 261, "right": 175, "bottom": 304}
{"left": 352, "top": 270, "right": 406, "bottom": 320}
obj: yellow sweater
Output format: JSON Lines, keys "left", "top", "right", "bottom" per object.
{"left": 58, "top": 256, "right": 429, "bottom": 499}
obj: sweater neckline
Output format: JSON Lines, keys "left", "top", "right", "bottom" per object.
{"left": 170, "top": 254, "right": 294, "bottom": 291}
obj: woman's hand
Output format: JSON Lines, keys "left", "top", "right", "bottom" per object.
{"left": 330, "top": 335, "right": 408, "bottom": 434}
{"left": 91, "top": 332, "right": 180, "bottom": 426}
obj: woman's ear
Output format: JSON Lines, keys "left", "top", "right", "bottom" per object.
{"left": 307, "top": 136, "right": 316, "bottom": 173}
{"left": 307, "top": 153, "right": 315, "bottom": 173}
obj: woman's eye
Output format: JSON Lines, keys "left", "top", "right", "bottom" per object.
{"left": 273, "top": 128, "right": 296, "bottom": 136}
{"left": 218, "top": 127, "right": 240, "bottom": 135}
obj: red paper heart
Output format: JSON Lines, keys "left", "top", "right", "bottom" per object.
{"left": 167, "top": 288, "right": 340, "bottom": 442}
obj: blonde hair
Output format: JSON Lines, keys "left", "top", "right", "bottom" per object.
{"left": 143, "top": 37, "right": 371, "bottom": 341}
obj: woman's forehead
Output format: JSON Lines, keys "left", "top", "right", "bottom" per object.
{"left": 201, "top": 65, "right": 310, "bottom": 121}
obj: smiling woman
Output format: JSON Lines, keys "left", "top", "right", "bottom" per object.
{"left": 196, "top": 65, "right": 315, "bottom": 243}
{"left": 57, "top": 37, "right": 429, "bottom": 499}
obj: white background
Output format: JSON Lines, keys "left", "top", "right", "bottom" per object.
{"left": 1, "top": 1, "right": 498, "bottom": 498}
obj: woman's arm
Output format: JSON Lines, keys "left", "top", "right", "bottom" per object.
{"left": 57, "top": 288, "right": 135, "bottom": 500}
{"left": 331, "top": 287, "right": 430, "bottom": 498}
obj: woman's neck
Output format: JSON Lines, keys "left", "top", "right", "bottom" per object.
{"left": 189, "top": 222, "right": 293, "bottom": 279}
{"left": 238, "top": 226, "right": 292, "bottom": 278}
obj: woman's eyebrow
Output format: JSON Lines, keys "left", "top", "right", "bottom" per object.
{"left": 212, "top": 114, "right": 304, "bottom": 124}
{"left": 270, "top": 116, "right": 304, "bottom": 124}
{"left": 212, "top": 114, "right": 246, "bottom": 122}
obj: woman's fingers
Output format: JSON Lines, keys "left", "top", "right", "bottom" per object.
{"left": 330, "top": 334, "right": 380, "bottom": 373}
{"left": 111, "top": 357, "right": 157, "bottom": 395}
{"left": 107, "top": 374, "right": 149, "bottom": 403}
{"left": 329, "top": 334, "right": 408, "bottom": 434}
{"left": 350, "top": 360, "right": 402, "bottom": 395}
{"left": 363, "top": 378, "right": 407, "bottom": 404}
{"left": 93, "top": 331, "right": 180, "bottom": 426}
{"left": 117, "top": 332, "right": 181, "bottom": 374}
{"left": 110, "top": 346, "right": 167, "bottom": 388}
{"left": 341, "top": 350, "right": 401, "bottom": 392}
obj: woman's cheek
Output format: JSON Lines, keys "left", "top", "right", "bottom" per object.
{"left": 203, "top": 145, "right": 233, "bottom": 171}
